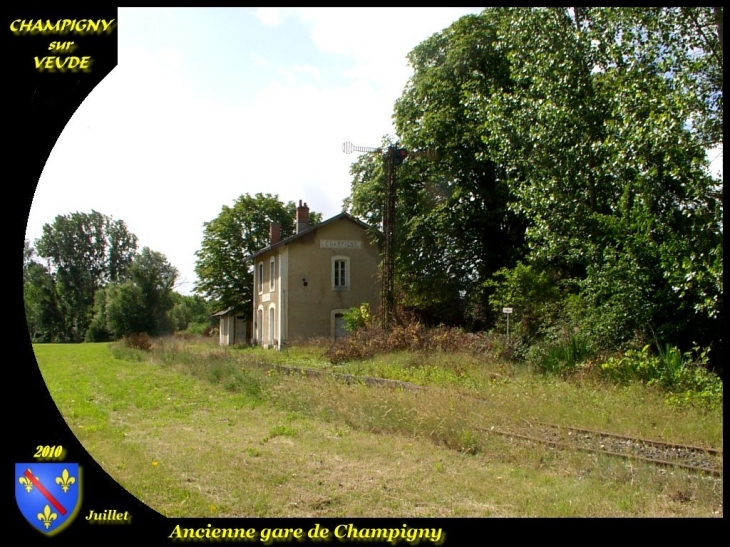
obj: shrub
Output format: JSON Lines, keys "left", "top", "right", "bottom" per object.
{"left": 85, "top": 321, "right": 112, "bottom": 342}
{"left": 203, "top": 326, "right": 219, "bottom": 338}
{"left": 533, "top": 334, "right": 592, "bottom": 376}
{"left": 124, "top": 332, "right": 153, "bottom": 351}
{"left": 324, "top": 318, "right": 496, "bottom": 364}
{"left": 343, "top": 303, "right": 374, "bottom": 333}
{"left": 187, "top": 321, "right": 210, "bottom": 336}
{"left": 600, "top": 344, "right": 722, "bottom": 408}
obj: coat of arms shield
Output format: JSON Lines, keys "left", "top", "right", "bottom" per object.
{"left": 15, "top": 463, "right": 82, "bottom": 535}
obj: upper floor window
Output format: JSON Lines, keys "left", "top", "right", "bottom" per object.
{"left": 257, "top": 262, "right": 264, "bottom": 293}
{"left": 332, "top": 256, "right": 350, "bottom": 290}
{"left": 270, "top": 257, "right": 276, "bottom": 291}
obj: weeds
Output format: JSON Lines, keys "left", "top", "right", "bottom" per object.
{"left": 109, "top": 343, "right": 146, "bottom": 362}
{"left": 600, "top": 344, "right": 722, "bottom": 409}
{"left": 325, "top": 321, "right": 495, "bottom": 364}
{"left": 531, "top": 335, "right": 593, "bottom": 376}
{"left": 124, "top": 332, "right": 153, "bottom": 351}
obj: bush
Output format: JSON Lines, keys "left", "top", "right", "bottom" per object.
{"left": 600, "top": 344, "right": 722, "bottom": 408}
{"left": 325, "top": 318, "right": 495, "bottom": 364}
{"left": 187, "top": 321, "right": 214, "bottom": 336}
{"left": 203, "top": 325, "right": 219, "bottom": 338}
{"left": 124, "top": 332, "right": 153, "bottom": 351}
{"left": 343, "top": 303, "right": 374, "bottom": 333}
{"left": 532, "top": 334, "right": 593, "bottom": 376}
{"left": 85, "top": 321, "right": 112, "bottom": 342}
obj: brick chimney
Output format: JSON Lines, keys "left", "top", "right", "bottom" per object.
{"left": 296, "top": 200, "right": 309, "bottom": 234}
{"left": 269, "top": 222, "right": 281, "bottom": 245}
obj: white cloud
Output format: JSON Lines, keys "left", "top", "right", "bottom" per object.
{"left": 251, "top": 52, "right": 267, "bottom": 66}
{"left": 292, "top": 64, "right": 320, "bottom": 78}
{"left": 28, "top": 8, "right": 484, "bottom": 295}
{"left": 293, "top": 8, "right": 483, "bottom": 93}
{"left": 256, "top": 8, "right": 284, "bottom": 27}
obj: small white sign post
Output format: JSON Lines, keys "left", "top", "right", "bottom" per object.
{"left": 502, "top": 307, "right": 513, "bottom": 342}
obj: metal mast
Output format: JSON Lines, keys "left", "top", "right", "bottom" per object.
{"left": 382, "top": 146, "right": 397, "bottom": 329}
{"left": 342, "top": 141, "right": 434, "bottom": 329}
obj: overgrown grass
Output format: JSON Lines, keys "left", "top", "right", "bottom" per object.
{"left": 600, "top": 344, "right": 723, "bottom": 410}
{"left": 137, "top": 335, "right": 723, "bottom": 438}
{"left": 530, "top": 334, "right": 593, "bottom": 376}
{"left": 33, "top": 340, "right": 723, "bottom": 517}
{"left": 318, "top": 317, "right": 722, "bottom": 411}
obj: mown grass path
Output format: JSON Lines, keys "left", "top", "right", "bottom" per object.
{"left": 34, "top": 342, "right": 723, "bottom": 517}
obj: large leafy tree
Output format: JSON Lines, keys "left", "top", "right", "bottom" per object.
{"left": 194, "top": 193, "right": 321, "bottom": 313}
{"left": 33, "top": 211, "right": 138, "bottom": 341}
{"left": 167, "top": 293, "right": 212, "bottom": 332}
{"left": 480, "top": 8, "right": 723, "bottom": 360}
{"left": 88, "top": 247, "right": 179, "bottom": 339}
{"left": 346, "top": 13, "right": 527, "bottom": 328}
{"left": 346, "top": 7, "right": 722, "bottom": 369}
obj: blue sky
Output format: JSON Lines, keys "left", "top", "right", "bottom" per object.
{"left": 26, "top": 8, "right": 485, "bottom": 295}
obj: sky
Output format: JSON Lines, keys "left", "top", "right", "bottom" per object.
{"left": 25, "top": 7, "right": 485, "bottom": 295}
{"left": 25, "top": 7, "right": 723, "bottom": 297}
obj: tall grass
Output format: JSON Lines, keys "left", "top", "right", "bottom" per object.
{"left": 35, "top": 342, "right": 723, "bottom": 517}
{"left": 532, "top": 334, "right": 593, "bottom": 376}
{"left": 108, "top": 333, "right": 723, "bottom": 447}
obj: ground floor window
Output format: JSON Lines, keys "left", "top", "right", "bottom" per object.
{"left": 269, "top": 305, "right": 276, "bottom": 346}
{"left": 256, "top": 308, "right": 263, "bottom": 344}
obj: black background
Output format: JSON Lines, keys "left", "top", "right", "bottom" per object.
{"left": 7, "top": 6, "right": 702, "bottom": 544}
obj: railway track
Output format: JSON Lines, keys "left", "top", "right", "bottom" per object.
{"left": 480, "top": 421, "right": 723, "bottom": 476}
{"left": 260, "top": 361, "right": 723, "bottom": 475}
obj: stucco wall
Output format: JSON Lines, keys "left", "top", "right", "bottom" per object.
{"left": 251, "top": 217, "right": 380, "bottom": 344}
{"left": 287, "top": 219, "right": 380, "bottom": 340}
{"left": 253, "top": 249, "right": 281, "bottom": 347}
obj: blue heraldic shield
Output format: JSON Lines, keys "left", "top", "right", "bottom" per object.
{"left": 15, "top": 463, "right": 82, "bottom": 535}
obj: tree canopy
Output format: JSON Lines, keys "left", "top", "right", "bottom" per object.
{"left": 89, "top": 247, "right": 179, "bottom": 339}
{"left": 194, "top": 193, "right": 321, "bottom": 314}
{"left": 345, "top": 14, "right": 528, "bottom": 327}
{"left": 26, "top": 211, "right": 184, "bottom": 343}
{"left": 33, "top": 210, "right": 138, "bottom": 341}
{"left": 345, "top": 7, "right": 723, "bottom": 370}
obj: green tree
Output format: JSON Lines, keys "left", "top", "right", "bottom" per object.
{"left": 346, "top": 13, "right": 527, "bottom": 327}
{"left": 130, "top": 246, "right": 178, "bottom": 332}
{"left": 89, "top": 247, "right": 179, "bottom": 339}
{"left": 478, "top": 8, "right": 723, "bottom": 364}
{"left": 194, "top": 193, "right": 321, "bottom": 313}
{"left": 34, "top": 211, "right": 138, "bottom": 341}
{"left": 103, "top": 281, "right": 148, "bottom": 339}
{"left": 86, "top": 288, "right": 112, "bottom": 342}
{"left": 346, "top": 8, "right": 722, "bottom": 370}
{"left": 23, "top": 240, "right": 64, "bottom": 342}
{"left": 168, "top": 293, "right": 212, "bottom": 332}
{"left": 168, "top": 293, "right": 215, "bottom": 331}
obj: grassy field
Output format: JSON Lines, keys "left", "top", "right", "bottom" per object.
{"left": 34, "top": 338, "right": 723, "bottom": 517}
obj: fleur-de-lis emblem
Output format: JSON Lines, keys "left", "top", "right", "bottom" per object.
{"left": 55, "top": 469, "right": 76, "bottom": 493}
{"left": 19, "top": 476, "right": 34, "bottom": 493}
{"left": 37, "top": 505, "right": 58, "bottom": 529}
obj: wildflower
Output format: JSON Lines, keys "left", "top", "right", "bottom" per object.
{"left": 152, "top": 461, "right": 158, "bottom": 467}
